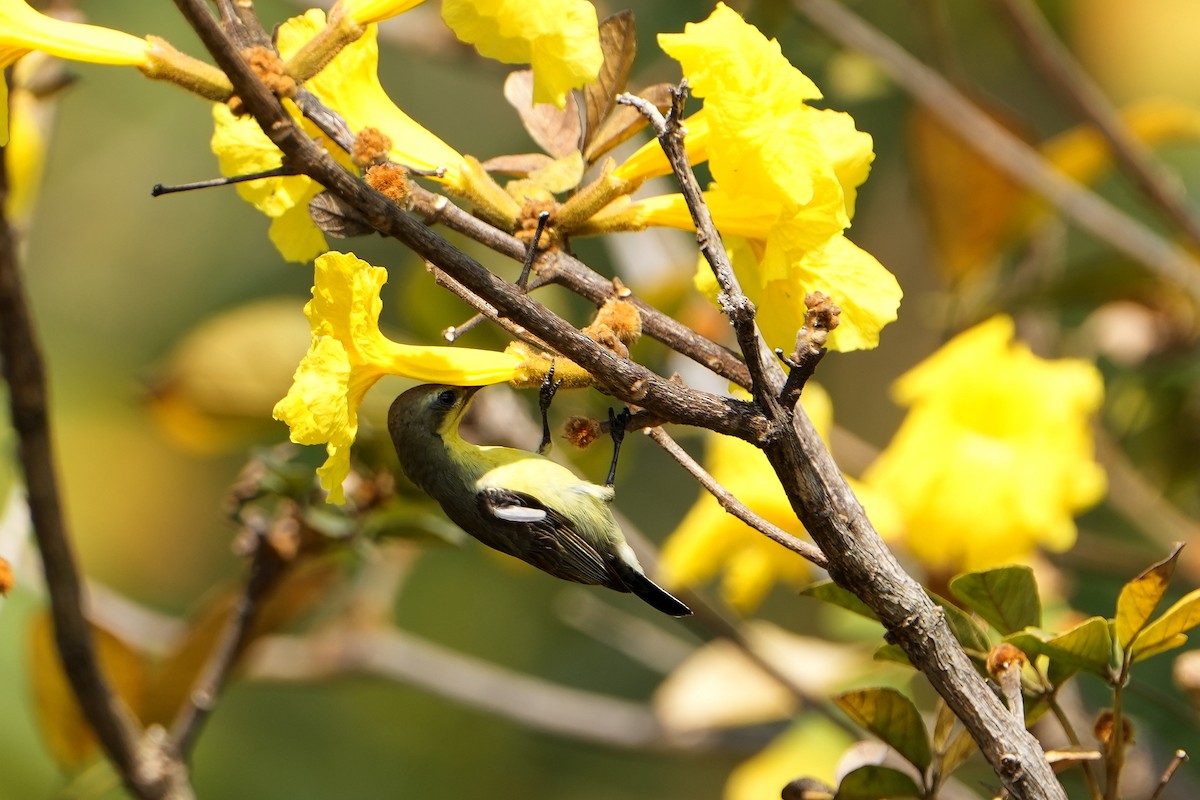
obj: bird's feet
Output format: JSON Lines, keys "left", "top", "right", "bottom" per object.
{"left": 536, "top": 361, "right": 564, "bottom": 455}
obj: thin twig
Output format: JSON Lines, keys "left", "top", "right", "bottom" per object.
{"left": 168, "top": 517, "right": 287, "bottom": 757}
{"left": 793, "top": 0, "right": 1200, "bottom": 306}
{"left": 245, "top": 626, "right": 731, "bottom": 751}
{"left": 617, "top": 86, "right": 785, "bottom": 405}
{"left": 1148, "top": 750, "right": 1189, "bottom": 800}
{"left": 991, "top": 0, "right": 1200, "bottom": 252}
{"left": 0, "top": 96, "right": 188, "bottom": 800}
{"left": 645, "top": 427, "right": 828, "bottom": 569}
{"left": 401, "top": 180, "right": 753, "bottom": 388}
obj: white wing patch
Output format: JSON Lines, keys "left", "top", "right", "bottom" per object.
{"left": 489, "top": 504, "right": 548, "bottom": 524}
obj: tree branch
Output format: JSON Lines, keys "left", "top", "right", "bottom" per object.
{"left": 0, "top": 90, "right": 190, "bottom": 800}
{"left": 645, "top": 427, "right": 827, "bottom": 569}
{"left": 618, "top": 66, "right": 1068, "bottom": 800}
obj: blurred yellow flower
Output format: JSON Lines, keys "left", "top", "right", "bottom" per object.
{"left": 660, "top": 385, "right": 898, "bottom": 612}
{"left": 273, "top": 252, "right": 524, "bottom": 502}
{"left": 725, "top": 716, "right": 854, "bottom": 800}
{"left": 4, "top": 53, "right": 52, "bottom": 224}
{"left": 863, "top": 315, "right": 1107, "bottom": 572}
{"left": 441, "top": 0, "right": 602, "bottom": 108}
{"left": 0, "top": 0, "right": 150, "bottom": 69}
{"left": 600, "top": 3, "right": 899, "bottom": 353}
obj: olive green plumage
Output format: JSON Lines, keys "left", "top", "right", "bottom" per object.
{"left": 388, "top": 384, "right": 691, "bottom": 617}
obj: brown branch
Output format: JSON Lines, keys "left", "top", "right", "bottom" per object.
{"left": 0, "top": 94, "right": 189, "bottom": 800}
{"left": 793, "top": 0, "right": 1200, "bottom": 308}
{"left": 645, "top": 427, "right": 827, "bottom": 569}
{"left": 400, "top": 182, "right": 752, "bottom": 387}
{"left": 167, "top": 516, "right": 288, "bottom": 757}
{"left": 245, "top": 626, "right": 723, "bottom": 751}
{"left": 991, "top": 0, "right": 1200, "bottom": 252}
{"left": 619, "top": 52, "right": 1067, "bottom": 800}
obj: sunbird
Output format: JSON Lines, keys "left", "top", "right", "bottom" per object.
{"left": 388, "top": 383, "right": 692, "bottom": 617}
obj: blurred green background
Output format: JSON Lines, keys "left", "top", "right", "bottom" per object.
{"left": 2, "top": 0, "right": 1200, "bottom": 798}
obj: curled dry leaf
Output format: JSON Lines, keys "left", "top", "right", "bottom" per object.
{"left": 310, "top": 191, "right": 377, "bottom": 239}
{"left": 503, "top": 70, "right": 582, "bottom": 159}
{"left": 582, "top": 10, "right": 637, "bottom": 150}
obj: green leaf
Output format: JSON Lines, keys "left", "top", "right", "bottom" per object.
{"left": 1116, "top": 544, "right": 1184, "bottom": 649}
{"left": 1007, "top": 617, "right": 1113, "bottom": 677}
{"left": 835, "top": 765, "right": 922, "bottom": 799}
{"left": 1046, "top": 654, "right": 1080, "bottom": 689}
{"left": 949, "top": 566, "right": 1041, "bottom": 634}
{"left": 801, "top": 579, "right": 879, "bottom": 621}
{"left": 873, "top": 643, "right": 912, "bottom": 667}
{"left": 834, "top": 688, "right": 931, "bottom": 772}
{"left": 1131, "top": 587, "right": 1200, "bottom": 663}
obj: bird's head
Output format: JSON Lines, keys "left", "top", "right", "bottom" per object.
{"left": 388, "top": 383, "right": 482, "bottom": 443}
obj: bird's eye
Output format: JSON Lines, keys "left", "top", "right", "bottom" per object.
{"left": 435, "top": 389, "right": 457, "bottom": 408}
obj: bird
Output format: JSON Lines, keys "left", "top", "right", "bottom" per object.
{"left": 387, "top": 383, "right": 692, "bottom": 617}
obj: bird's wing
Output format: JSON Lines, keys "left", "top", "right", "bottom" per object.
{"left": 477, "top": 487, "right": 616, "bottom": 587}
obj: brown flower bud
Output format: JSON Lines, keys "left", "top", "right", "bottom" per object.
{"left": 365, "top": 164, "right": 411, "bottom": 206}
{"left": 353, "top": 127, "right": 394, "bottom": 169}
{"left": 1094, "top": 710, "right": 1134, "bottom": 748}
{"left": 0, "top": 556, "right": 13, "bottom": 596}
{"left": 563, "top": 416, "right": 601, "bottom": 448}
{"left": 243, "top": 46, "right": 296, "bottom": 99}
{"left": 987, "top": 643, "right": 1027, "bottom": 679}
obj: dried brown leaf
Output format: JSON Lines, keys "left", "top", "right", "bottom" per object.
{"left": 29, "top": 613, "right": 149, "bottom": 772}
{"left": 146, "top": 558, "right": 340, "bottom": 725}
{"left": 480, "top": 152, "right": 557, "bottom": 177}
{"left": 583, "top": 83, "right": 673, "bottom": 163}
{"left": 582, "top": 11, "right": 637, "bottom": 150}
{"left": 503, "top": 70, "right": 581, "bottom": 158}
{"left": 310, "top": 192, "right": 375, "bottom": 238}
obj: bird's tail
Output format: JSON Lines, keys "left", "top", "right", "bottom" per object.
{"left": 610, "top": 558, "right": 692, "bottom": 618}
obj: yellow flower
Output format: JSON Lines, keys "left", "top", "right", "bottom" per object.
{"left": 338, "top": 0, "right": 427, "bottom": 26}
{"left": 0, "top": 0, "right": 150, "bottom": 69}
{"left": 863, "top": 315, "right": 1107, "bottom": 573}
{"left": 273, "top": 252, "right": 524, "bottom": 502}
{"left": 441, "top": 0, "right": 602, "bottom": 109}
{"left": 602, "top": 3, "right": 900, "bottom": 353}
{"left": 211, "top": 103, "right": 329, "bottom": 263}
{"left": 660, "top": 385, "right": 898, "bottom": 611}
{"left": 276, "top": 9, "right": 519, "bottom": 224}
